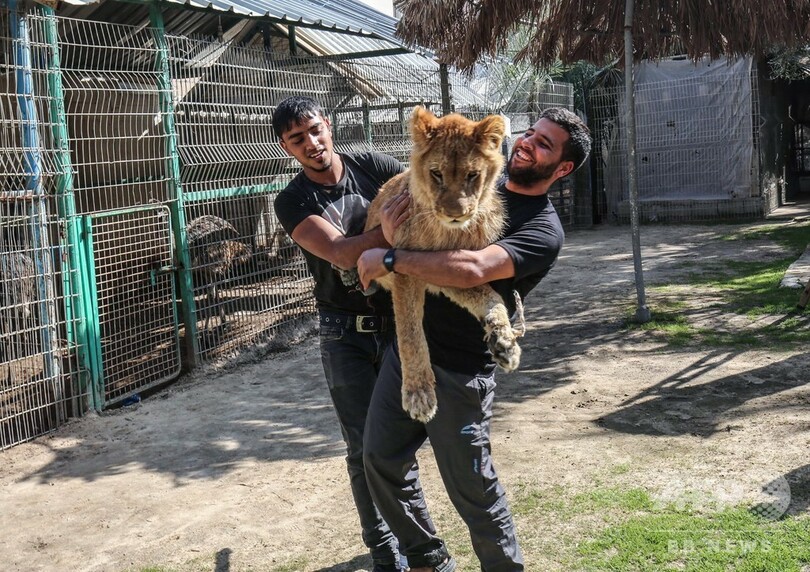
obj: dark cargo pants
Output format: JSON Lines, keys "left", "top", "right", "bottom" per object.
{"left": 363, "top": 343, "right": 524, "bottom": 571}
{"left": 319, "top": 318, "right": 400, "bottom": 568}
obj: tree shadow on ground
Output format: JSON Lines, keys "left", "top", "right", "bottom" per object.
{"left": 597, "top": 350, "right": 809, "bottom": 437}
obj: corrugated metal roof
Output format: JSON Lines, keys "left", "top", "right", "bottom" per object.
{"left": 60, "top": 0, "right": 401, "bottom": 44}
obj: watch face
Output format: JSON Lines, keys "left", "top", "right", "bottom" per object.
{"left": 384, "top": 249, "right": 395, "bottom": 272}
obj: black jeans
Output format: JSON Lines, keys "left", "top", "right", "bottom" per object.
{"left": 363, "top": 343, "right": 524, "bottom": 571}
{"left": 319, "top": 318, "right": 400, "bottom": 567}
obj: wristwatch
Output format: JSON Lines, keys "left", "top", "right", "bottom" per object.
{"left": 383, "top": 248, "right": 397, "bottom": 273}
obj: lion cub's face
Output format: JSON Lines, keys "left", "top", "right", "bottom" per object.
{"left": 410, "top": 108, "right": 506, "bottom": 228}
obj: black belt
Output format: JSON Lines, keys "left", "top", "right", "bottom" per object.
{"left": 319, "top": 312, "right": 392, "bottom": 333}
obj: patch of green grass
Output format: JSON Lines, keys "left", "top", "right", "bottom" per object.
{"left": 623, "top": 307, "right": 699, "bottom": 346}
{"left": 572, "top": 487, "right": 656, "bottom": 513}
{"left": 514, "top": 483, "right": 810, "bottom": 572}
{"left": 691, "top": 258, "right": 799, "bottom": 315}
{"left": 578, "top": 506, "right": 810, "bottom": 572}
{"left": 627, "top": 245, "right": 810, "bottom": 348}
{"left": 512, "top": 484, "right": 569, "bottom": 517}
{"left": 609, "top": 463, "right": 632, "bottom": 476}
{"left": 721, "top": 221, "right": 810, "bottom": 253}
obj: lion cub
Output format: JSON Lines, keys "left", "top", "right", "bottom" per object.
{"left": 365, "top": 107, "right": 521, "bottom": 423}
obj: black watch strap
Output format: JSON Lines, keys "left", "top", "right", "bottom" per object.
{"left": 383, "top": 248, "right": 397, "bottom": 273}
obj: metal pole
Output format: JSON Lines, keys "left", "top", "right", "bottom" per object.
{"left": 362, "top": 100, "right": 372, "bottom": 147}
{"left": 439, "top": 63, "right": 451, "bottom": 115}
{"left": 624, "top": 0, "right": 650, "bottom": 323}
{"left": 80, "top": 216, "right": 104, "bottom": 408}
{"left": 149, "top": 3, "right": 201, "bottom": 366}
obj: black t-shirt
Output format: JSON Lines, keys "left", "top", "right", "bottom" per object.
{"left": 274, "top": 151, "right": 404, "bottom": 315}
{"left": 423, "top": 181, "right": 565, "bottom": 374}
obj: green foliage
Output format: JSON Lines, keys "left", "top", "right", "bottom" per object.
{"left": 549, "top": 61, "right": 601, "bottom": 114}
{"left": 768, "top": 46, "right": 810, "bottom": 81}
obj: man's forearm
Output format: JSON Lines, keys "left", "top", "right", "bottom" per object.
{"left": 330, "top": 226, "right": 388, "bottom": 270}
{"left": 292, "top": 216, "right": 389, "bottom": 270}
{"left": 357, "top": 243, "right": 514, "bottom": 290}
{"left": 392, "top": 249, "right": 484, "bottom": 288}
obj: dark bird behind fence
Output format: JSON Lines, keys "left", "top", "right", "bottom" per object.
{"left": 186, "top": 215, "right": 252, "bottom": 331}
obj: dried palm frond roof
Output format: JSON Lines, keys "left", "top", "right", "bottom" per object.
{"left": 394, "top": 0, "right": 810, "bottom": 71}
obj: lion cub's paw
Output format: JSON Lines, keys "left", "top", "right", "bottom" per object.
{"left": 486, "top": 327, "right": 522, "bottom": 372}
{"left": 402, "top": 384, "right": 438, "bottom": 423}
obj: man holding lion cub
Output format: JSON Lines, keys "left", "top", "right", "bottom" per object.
{"left": 358, "top": 107, "right": 591, "bottom": 571}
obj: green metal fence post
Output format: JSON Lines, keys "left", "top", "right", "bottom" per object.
{"left": 80, "top": 216, "right": 104, "bottom": 408}
{"left": 42, "top": 6, "right": 96, "bottom": 413}
{"left": 149, "top": 2, "right": 200, "bottom": 367}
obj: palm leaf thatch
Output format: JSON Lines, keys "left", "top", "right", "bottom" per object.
{"left": 394, "top": 0, "right": 810, "bottom": 71}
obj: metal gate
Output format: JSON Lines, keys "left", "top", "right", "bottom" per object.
{"left": 84, "top": 206, "right": 180, "bottom": 406}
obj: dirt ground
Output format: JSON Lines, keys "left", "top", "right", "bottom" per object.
{"left": 1, "top": 220, "right": 809, "bottom": 572}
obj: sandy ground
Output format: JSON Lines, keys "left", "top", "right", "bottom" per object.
{"left": 1, "top": 221, "right": 809, "bottom": 572}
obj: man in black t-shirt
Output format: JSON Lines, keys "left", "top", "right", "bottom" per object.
{"left": 272, "top": 96, "right": 405, "bottom": 571}
{"left": 357, "top": 108, "right": 591, "bottom": 572}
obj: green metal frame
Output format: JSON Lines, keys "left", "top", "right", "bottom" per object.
{"left": 79, "top": 216, "right": 104, "bottom": 409}
{"left": 42, "top": 6, "right": 96, "bottom": 412}
{"left": 150, "top": 2, "right": 200, "bottom": 367}
{"left": 183, "top": 183, "right": 286, "bottom": 204}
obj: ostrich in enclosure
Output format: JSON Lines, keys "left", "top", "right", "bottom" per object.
{"left": 0, "top": 250, "right": 36, "bottom": 384}
{"left": 186, "top": 214, "right": 253, "bottom": 331}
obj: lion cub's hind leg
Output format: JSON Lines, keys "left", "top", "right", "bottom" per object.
{"left": 428, "top": 284, "right": 522, "bottom": 372}
{"left": 392, "top": 274, "right": 438, "bottom": 422}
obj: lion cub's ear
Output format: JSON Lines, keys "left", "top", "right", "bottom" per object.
{"left": 475, "top": 115, "right": 506, "bottom": 151}
{"left": 410, "top": 106, "right": 439, "bottom": 148}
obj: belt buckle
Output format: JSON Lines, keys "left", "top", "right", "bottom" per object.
{"left": 355, "top": 315, "right": 377, "bottom": 333}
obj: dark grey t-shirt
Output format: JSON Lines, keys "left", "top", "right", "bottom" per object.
{"left": 274, "top": 151, "right": 404, "bottom": 316}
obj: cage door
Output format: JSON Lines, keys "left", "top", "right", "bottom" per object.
{"left": 86, "top": 206, "right": 180, "bottom": 406}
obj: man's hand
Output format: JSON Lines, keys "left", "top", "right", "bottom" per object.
{"left": 380, "top": 191, "right": 410, "bottom": 245}
{"left": 357, "top": 247, "right": 389, "bottom": 291}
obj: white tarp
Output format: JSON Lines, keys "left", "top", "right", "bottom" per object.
{"left": 606, "top": 56, "right": 755, "bottom": 205}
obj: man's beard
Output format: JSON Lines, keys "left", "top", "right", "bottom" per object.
{"left": 506, "top": 154, "right": 558, "bottom": 186}
{"left": 309, "top": 152, "right": 333, "bottom": 172}
{"left": 310, "top": 160, "right": 332, "bottom": 172}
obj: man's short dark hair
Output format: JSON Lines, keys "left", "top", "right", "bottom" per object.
{"left": 539, "top": 107, "right": 592, "bottom": 171}
{"left": 272, "top": 96, "right": 326, "bottom": 139}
